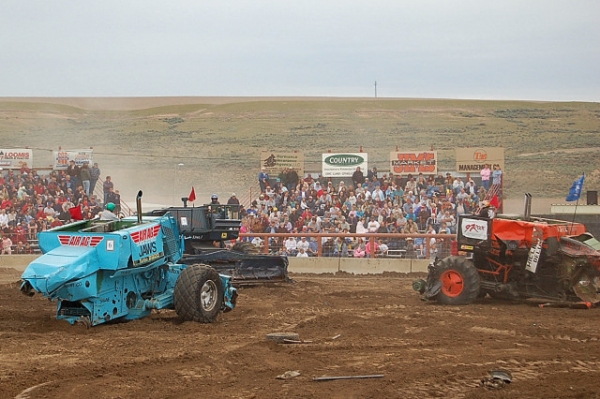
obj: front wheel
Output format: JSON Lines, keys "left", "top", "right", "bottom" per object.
{"left": 174, "top": 264, "right": 224, "bottom": 323}
{"left": 435, "top": 256, "right": 480, "bottom": 305}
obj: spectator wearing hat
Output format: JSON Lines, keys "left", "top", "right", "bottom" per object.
{"left": 100, "top": 202, "right": 119, "bottom": 221}
{"left": 416, "top": 203, "right": 431, "bottom": 231}
{"left": 50, "top": 217, "right": 63, "bottom": 228}
{"left": 367, "top": 166, "right": 378, "bottom": 181}
{"left": 405, "top": 176, "right": 416, "bottom": 193}
{"left": 227, "top": 193, "right": 240, "bottom": 205}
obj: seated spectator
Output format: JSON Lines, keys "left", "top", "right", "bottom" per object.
{"left": 296, "top": 236, "right": 312, "bottom": 256}
{"left": 367, "top": 218, "right": 380, "bottom": 233}
{"left": 333, "top": 237, "right": 348, "bottom": 257}
{"left": 378, "top": 239, "right": 389, "bottom": 256}
{"left": 365, "top": 239, "right": 380, "bottom": 258}
{"left": 353, "top": 237, "right": 366, "bottom": 258}
{"left": 296, "top": 248, "right": 309, "bottom": 257}
{"left": 251, "top": 236, "right": 264, "bottom": 250}
{"left": 283, "top": 236, "right": 298, "bottom": 256}
{"left": 322, "top": 237, "right": 335, "bottom": 257}
{"left": 15, "top": 241, "right": 26, "bottom": 254}
{"left": 0, "top": 209, "right": 9, "bottom": 228}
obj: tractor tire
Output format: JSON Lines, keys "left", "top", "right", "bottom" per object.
{"left": 435, "top": 256, "right": 480, "bottom": 305}
{"left": 231, "top": 241, "right": 259, "bottom": 254}
{"left": 174, "top": 264, "right": 224, "bottom": 323}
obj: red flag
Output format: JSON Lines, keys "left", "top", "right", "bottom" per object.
{"left": 188, "top": 187, "right": 196, "bottom": 202}
{"left": 489, "top": 195, "right": 500, "bottom": 208}
{"left": 69, "top": 206, "right": 83, "bottom": 220}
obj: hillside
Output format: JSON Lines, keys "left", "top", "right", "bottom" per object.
{"left": 1, "top": 97, "right": 599, "bottom": 208}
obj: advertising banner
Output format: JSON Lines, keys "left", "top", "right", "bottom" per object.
{"left": 260, "top": 151, "right": 304, "bottom": 176}
{"left": 322, "top": 153, "right": 368, "bottom": 177}
{"left": 0, "top": 148, "right": 33, "bottom": 169}
{"left": 455, "top": 147, "right": 504, "bottom": 172}
{"left": 53, "top": 149, "right": 94, "bottom": 170}
{"left": 460, "top": 217, "right": 489, "bottom": 240}
{"left": 390, "top": 151, "right": 437, "bottom": 175}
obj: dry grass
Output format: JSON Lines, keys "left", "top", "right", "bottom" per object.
{"left": 1, "top": 97, "right": 599, "bottom": 207}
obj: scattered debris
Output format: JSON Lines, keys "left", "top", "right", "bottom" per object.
{"left": 15, "top": 381, "right": 53, "bottom": 399}
{"left": 331, "top": 334, "right": 342, "bottom": 340}
{"left": 539, "top": 302, "right": 593, "bottom": 309}
{"left": 313, "top": 374, "right": 384, "bottom": 382}
{"left": 480, "top": 369, "right": 512, "bottom": 389}
{"left": 276, "top": 370, "right": 301, "bottom": 380}
{"left": 266, "top": 332, "right": 300, "bottom": 343}
{"left": 283, "top": 339, "right": 313, "bottom": 344}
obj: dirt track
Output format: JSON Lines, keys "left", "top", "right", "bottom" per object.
{"left": 1, "top": 268, "right": 600, "bottom": 399}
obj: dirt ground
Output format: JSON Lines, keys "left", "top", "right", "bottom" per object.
{"left": 1, "top": 267, "right": 600, "bottom": 399}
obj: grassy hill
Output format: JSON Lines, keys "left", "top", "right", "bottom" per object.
{"left": 1, "top": 97, "right": 599, "bottom": 206}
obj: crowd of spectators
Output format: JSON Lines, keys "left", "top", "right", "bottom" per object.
{"left": 0, "top": 162, "right": 118, "bottom": 255}
{"left": 1, "top": 160, "right": 503, "bottom": 259}
{"left": 238, "top": 166, "right": 502, "bottom": 259}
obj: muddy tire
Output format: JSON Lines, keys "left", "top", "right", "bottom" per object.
{"left": 231, "top": 241, "right": 259, "bottom": 254}
{"left": 435, "top": 256, "right": 480, "bottom": 305}
{"left": 174, "top": 264, "right": 223, "bottom": 323}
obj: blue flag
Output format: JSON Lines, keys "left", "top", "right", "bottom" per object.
{"left": 566, "top": 174, "right": 585, "bottom": 202}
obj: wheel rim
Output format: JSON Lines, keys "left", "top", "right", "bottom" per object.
{"left": 572, "top": 270, "right": 600, "bottom": 303}
{"left": 440, "top": 270, "right": 465, "bottom": 297}
{"left": 200, "top": 280, "right": 218, "bottom": 312}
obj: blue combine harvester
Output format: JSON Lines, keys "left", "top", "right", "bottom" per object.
{"left": 20, "top": 192, "right": 238, "bottom": 327}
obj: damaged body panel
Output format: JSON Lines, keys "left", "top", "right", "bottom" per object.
{"left": 415, "top": 195, "right": 600, "bottom": 305}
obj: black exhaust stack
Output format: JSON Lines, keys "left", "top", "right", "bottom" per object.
{"left": 523, "top": 193, "right": 532, "bottom": 220}
{"left": 136, "top": 190, "right": 143, "bottom": 224}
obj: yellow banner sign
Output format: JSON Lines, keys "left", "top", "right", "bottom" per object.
{"left": 455, "top": 148, "right": 504, "bottom": 172}
{"left": 260, "top": 151, "right": 304, "bottom": 176}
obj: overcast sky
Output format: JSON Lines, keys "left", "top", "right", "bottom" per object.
{"left": 1, "top": 0, "right": 598, "bottom": 101}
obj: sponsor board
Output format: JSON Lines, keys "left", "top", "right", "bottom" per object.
{"left": 460, "top": 218, "right": 488, "bottom": 240}
{"left": 322, "top": 153, "right": 368, "bottom": 177}
{"left": 525, "top": 226, "right": 544, "bottom": 273}
{"left": 260, "top": 151, "right": 304, "bottom": 176}
{"left": 455, "top": 147, "right": 504, "bottom": 172}
{"left": 0, "top": 148, "right": 33, "bottom": 169}
{"left": 53, "top": 149, "right": 93, "bottom": 170}
{"left": 58, "top": 235, "right": 104, "bottom": 247}
{"left": 389, "top": 151, "right": 437, "bottom": 175}
{"left": 130, "top": 224, "right": 164, "bottom": 266}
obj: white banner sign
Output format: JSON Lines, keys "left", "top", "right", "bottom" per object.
{"left": 322, "top": 153, "right": 368, "bottom": 177}
{"left": 0, "top": 148, "right": 33, "bottom": 169}
{"left": 460, "top": 218, "right": 489, "bottom": 240}
{"left": 53, "top": 149, "right": 94, "bottom": 170}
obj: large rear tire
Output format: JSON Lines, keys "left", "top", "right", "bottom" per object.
{"left": 174, "top": 264, "right": 224, "bottom": 323}
{"left": 436, "top": 256, "right": 480, "bottom": 305}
